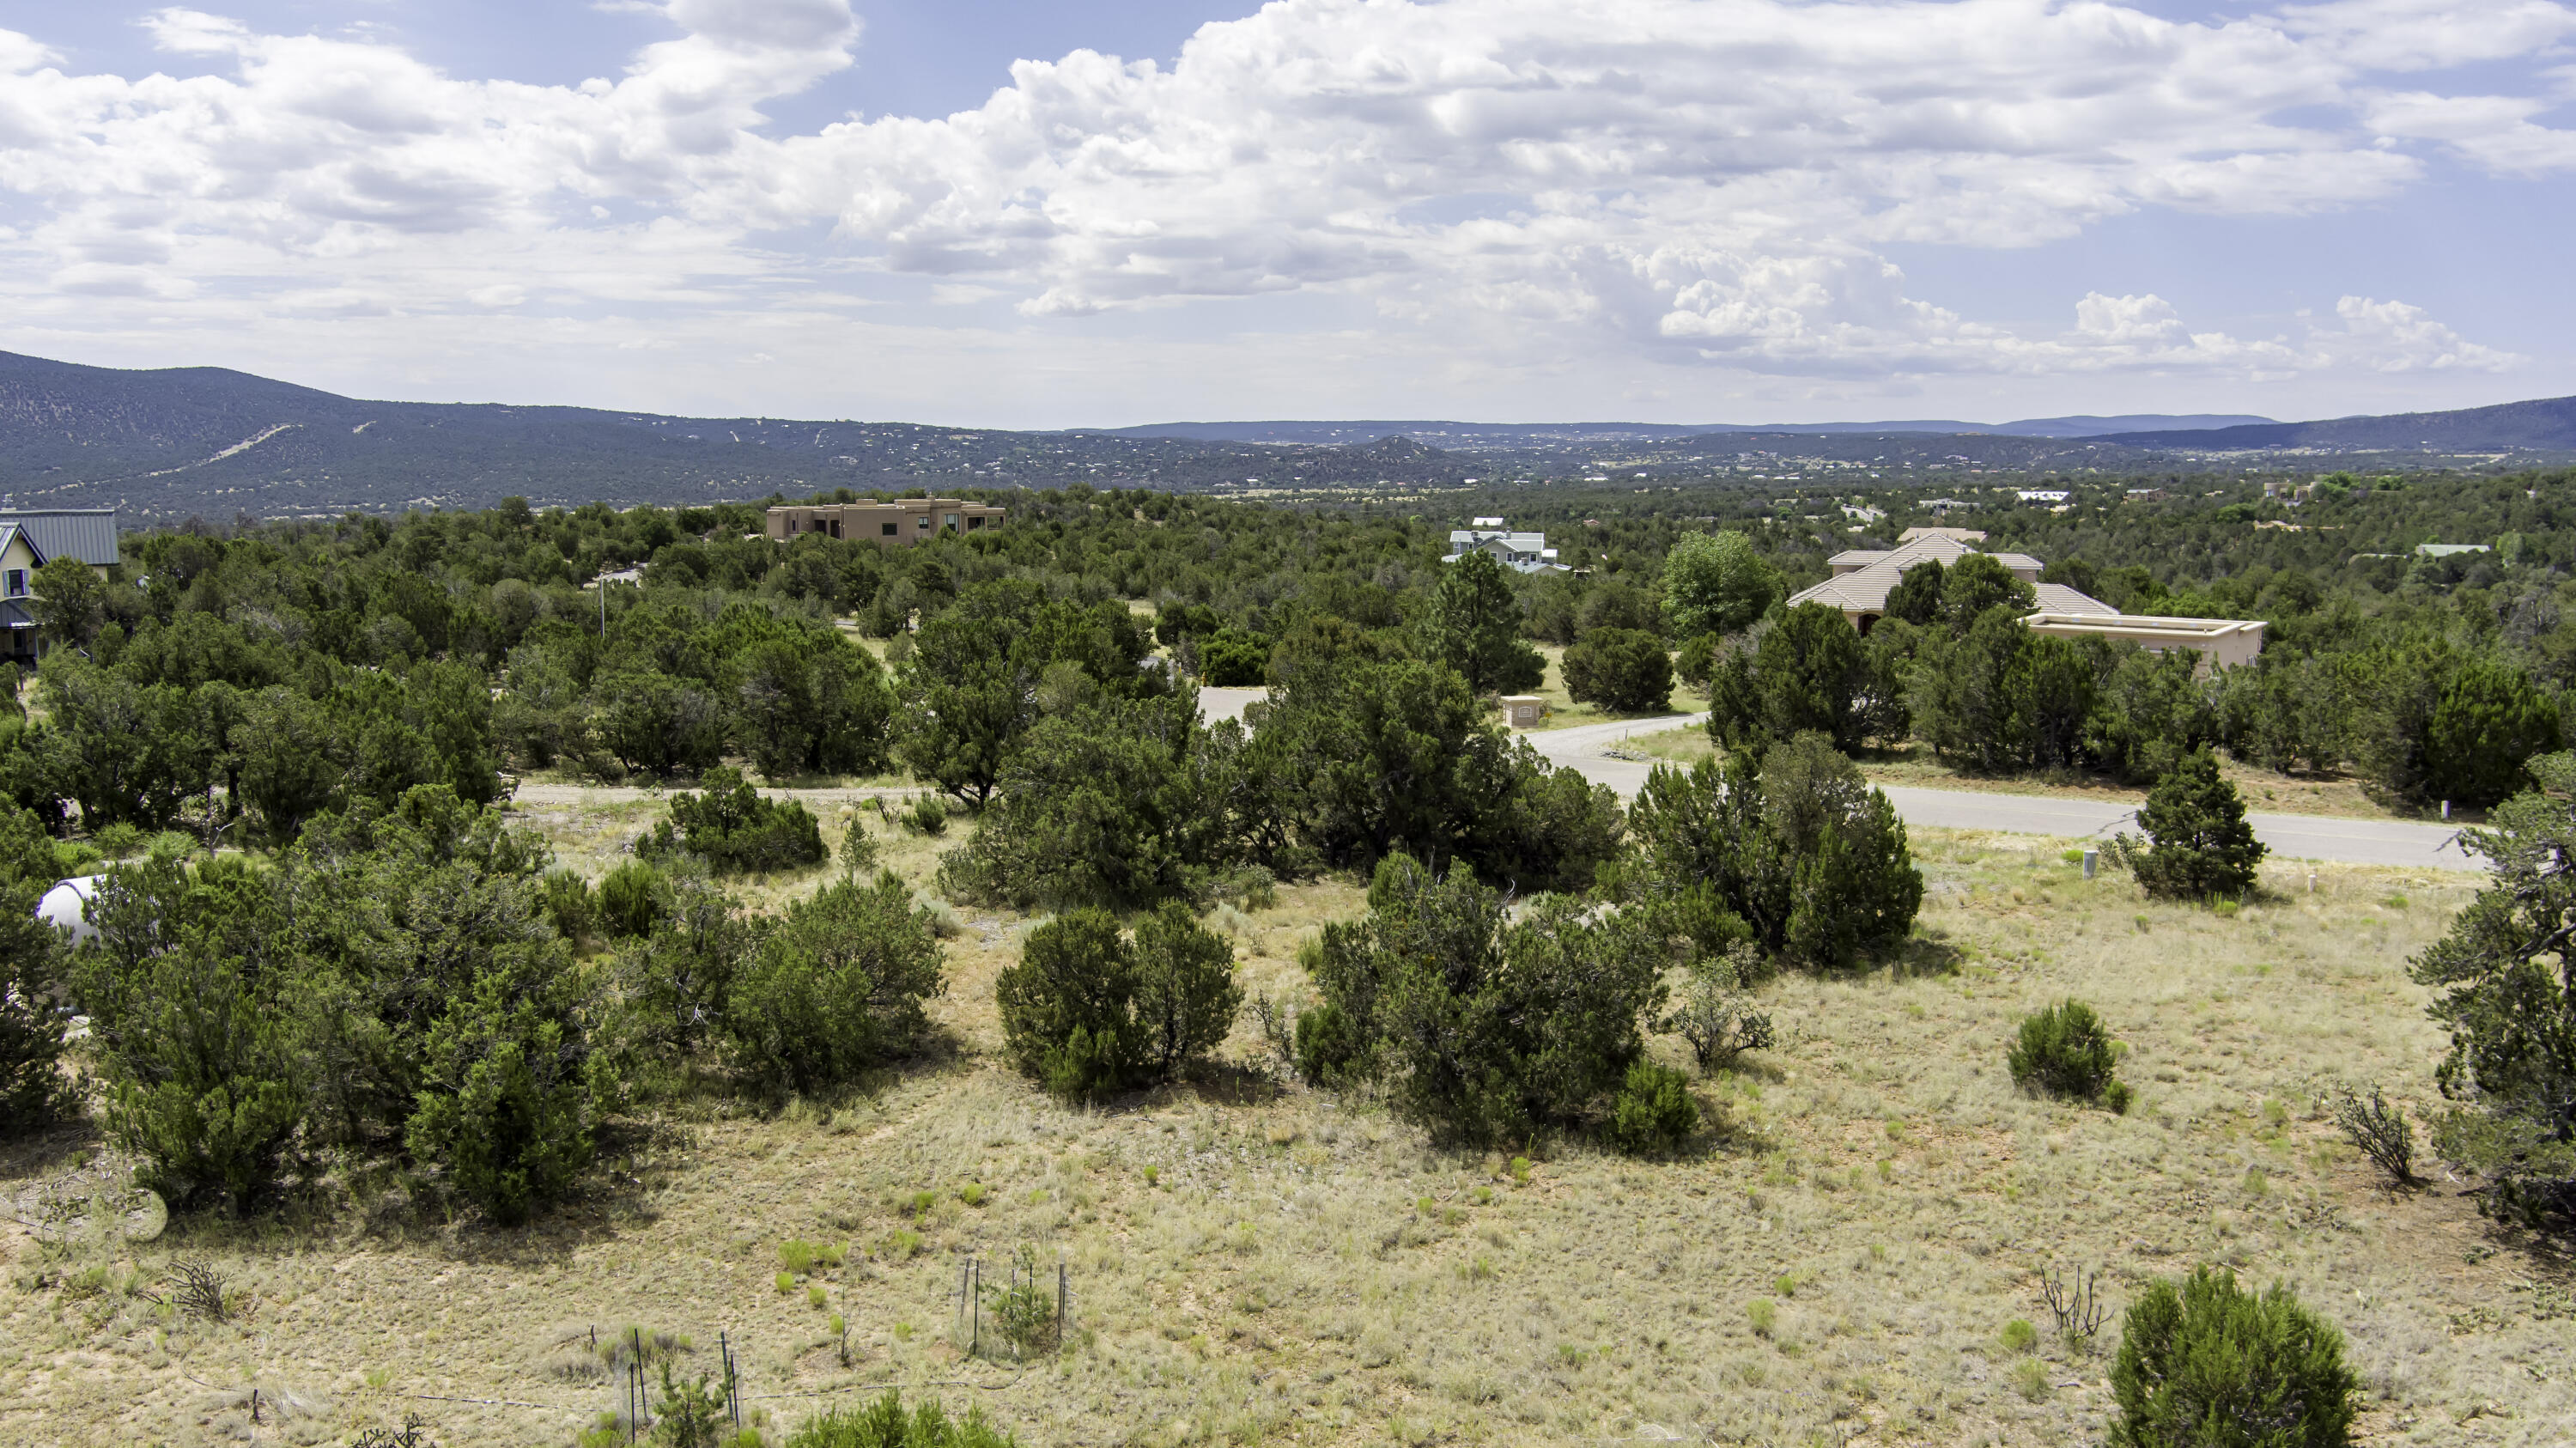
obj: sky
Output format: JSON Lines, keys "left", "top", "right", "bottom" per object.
{"left": 0, "top": 0, "right": 2572, "bottom": 429}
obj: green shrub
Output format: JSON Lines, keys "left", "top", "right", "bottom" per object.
{"left": 641, "top": 766, "right": 827, "bottom": 874}
{"left": 2422, "top": 656, "right": 2561, "bottom": 809}
{"left": 539, "top": 867, "right": 597, "bottom": 945}
{"left": 93, "top": 821, "right": 144, "bottom": 858}
{"left": 0, "top": 806, "right": 72, "bottom": 1133}
{"left": 1662, "top": 531, "right": 1780, "bottom": 638}
{"left": 2110, "top": 1267, "right": 2357, "bottom": 1448}
{"left": 994, "top": 903, "right": 1239, "bottom": 1103}
{"left": 404, "top": 967, "right": 610, "bottom": 1226}
{"left": 837, "top": 816, "right": 879, "bottom": 877}
{"left": 2008, "top": 1000, "right": 2121, "bottom": 1104}
{"left": 615, "top": 875, "right": 757, "bottom": 1067}
{"left": 1563, "top": 628, "right": 1674, "bottom": 714}
{"left": 903, "top": 794, "right": 949, "bottom": 836}
{"left": 1291, "top": 999, "right": 1367, "bottom": 1089}
{"left": 81, "top": 880, "right": 307, "bottom": 1212}
{"left": 647, "top": 1360, "right": 734, "bottom": 1448}
{"left": 1419, "top": 550, "right": 1545, "bottom": 695}
{"left": 2327, "top": 1085, "right": 2414, "bottom": 1184}
{"left": 1662, "top": 941, "right": 1774, "bottom": 1070}
{"left": 0, "top": 963, "right": 71, "bottom": 1132}
{"left": 1674, "top": 633, "right": 1719, "bottom": 691}
{"left": 935, "top": 691, "right": 1236, "bottom": 911}
{"left": 1628, "top": 734, "right": 1923, "bottom": 970}
{"left": 784, "top": 1390, "right": 1019, "bottom": 1448}
{"left": 2116, "top": 748, "right": 2266, "bottom": 900}
{"left": 2013, "top": 1357, "right": 2051, "bottom": 1402}
{"left": 1747, "top": 1299, "right": 1777, "bottom": 1336}
{"left": 2000, "top": 1317, "right": 2038, "bottom": 1353}
{"left": 2409, "top": 751, "right": 2576, "bottom": 1225}
{"left": 1196, "top": 628, "right": 1272, "bottom": 686}
{"left": 1303, "top": 854, "right": 1664, "bottom": 1147}
{"left": 597, "top": 859, "right": 671, "bottom": 940}
{"left": 1603, "top": 1061, "right": 1698, "bottom": 1154}
{"left": 726, "top": 872, "right": 944, "bottom": 1095}
{"left": 1705, "top": 602, "right": 1882, "bottom": 754}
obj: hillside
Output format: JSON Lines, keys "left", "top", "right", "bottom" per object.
{"left": 2102, "top": 395, "right": 2576, "bottom": 453}
{"left": 6, "top": 347, "right": 2573, "bottom": 520}
{"left": 1097, "top": 414, "right": 2277, "bottom": 446}
{"left": 0, "top": 351, "right": 1482, "bottom": 520}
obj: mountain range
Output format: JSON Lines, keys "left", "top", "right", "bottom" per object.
{"left": 1089, "top": 414, "right": 2277, "bottom": 447}
{"left": 3, "top": 348, "right": 2573, "bottom": 520}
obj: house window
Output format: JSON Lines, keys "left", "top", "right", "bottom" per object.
{"left": 3, "top": 571, "right": 21, "bottom": 598}
{"left": 881, "top": 521, "right": 899, "bottom": 537}
{"left": 944, "top": 514, "right": 959, "bottom": 529}
{"left": 917, "top": 516, "right": 932, "bottom": 530}
{"left": 967, "top": 516, "right": 984, "bottom": 531}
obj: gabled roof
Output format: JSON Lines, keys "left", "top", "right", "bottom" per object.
{"left": 0, "top": 524, "right": 37, "bottom": 569}
{"left": 0, "top": 509, "right": 115, "bottom": 567}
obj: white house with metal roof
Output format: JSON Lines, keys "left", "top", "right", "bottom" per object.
{"left": 1445, "top": 523, "right": 1564, "bottom": 574}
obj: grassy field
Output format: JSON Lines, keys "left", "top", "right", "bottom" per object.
{"left": 4, "top": 809, "right": 2570, "bottom": 1447}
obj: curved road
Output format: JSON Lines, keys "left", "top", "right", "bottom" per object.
{"left": 513, "top": 703, "right": 2485, "bottom": 873}
{"left": 1521, "top": 711, "right": 2485, "bottom": 873}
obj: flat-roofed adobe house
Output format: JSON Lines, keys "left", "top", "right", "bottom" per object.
{"left": 1785, "top": 532, "right": 2263, "bottom": 672}
{"left": 766, "top": 498, "right": 1005, "bottom": 545}
{"left": 0, "top": 508, "right": 121, "bottom": 666}
{"left": 2022, "top": 612, "right": 2267, "bottom": 671}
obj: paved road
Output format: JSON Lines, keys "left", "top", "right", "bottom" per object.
{"left": 517, "top": 705, "right": 2485, "bottom": 872}
{"left": 1520, "top": 711, "right": 2486, "bottom": 873}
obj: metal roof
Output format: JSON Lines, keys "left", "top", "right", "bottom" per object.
{"left": 0, "top": 509, "right": 118, "bottom": 567}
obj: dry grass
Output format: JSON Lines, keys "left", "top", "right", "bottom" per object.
{"left": 5, "top": 811, "right": 2571, "bottom": 1447}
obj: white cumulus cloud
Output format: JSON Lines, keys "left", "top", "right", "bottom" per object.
{"left": 0, "top": 0, "right": 2562, "bottom": 411}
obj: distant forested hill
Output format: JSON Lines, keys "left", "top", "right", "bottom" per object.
{"left": 2100, "top": 396, "right": 2576, "bottom": 453}
{"left": 0, "top": 351, "right": 1487, "bottom": 520}
{"left": 5, "top": 348, "right": 2573, "bottom": 520}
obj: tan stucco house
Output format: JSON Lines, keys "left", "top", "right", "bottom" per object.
{"left": 767, "top": 498, "right": 1006, "bottom": 545}
{"left": 1785, "top": 531, "right": 2263, "bottom": 671}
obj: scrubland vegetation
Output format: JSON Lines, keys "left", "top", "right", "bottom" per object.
{"left": 8, "top": 475, "right": 2576, "bottom": 1445}
{"left": 9, "top": 828, "right": 2566, "bottom": 1446}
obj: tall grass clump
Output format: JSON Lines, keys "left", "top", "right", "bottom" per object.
{"left": 787, "top": 1390, "right": 1018, "bottom": 1447}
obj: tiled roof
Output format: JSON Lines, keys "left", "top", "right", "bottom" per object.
{"left": 1791, "top": 533, "right": 2051, "bottom": 615}
{"left": 2032, "top": 583, "right": 2118, "bottom": 616}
